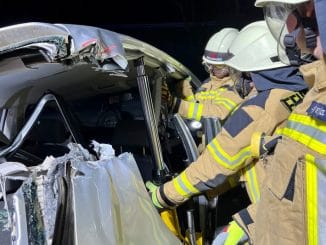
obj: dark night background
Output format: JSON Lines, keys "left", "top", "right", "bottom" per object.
{"left": 0, "top": 0, "right": 262, "bottom": 80}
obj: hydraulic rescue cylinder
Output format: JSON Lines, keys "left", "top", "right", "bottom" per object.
{"left": 134, "top": 57, "right": 185, "bottom": 241}
{"left": 134, "top": 57, "right": 167, "bottom": 181}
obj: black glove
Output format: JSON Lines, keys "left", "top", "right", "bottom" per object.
{"left": 235, "top": 77, "right": 252, "bottom": 99}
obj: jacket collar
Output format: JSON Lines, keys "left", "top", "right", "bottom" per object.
{"left": 300, "top": 55, "right": 326, "bottom": 90}
{"left": 210, "top": 75, "right": 232, "bottom": 85}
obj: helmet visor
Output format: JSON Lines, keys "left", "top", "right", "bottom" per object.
{"left": 264, "top": 4, "right": 297, "bottom": 43}
{"left": 263, "top": 3, "right": 311, "bottom": 64}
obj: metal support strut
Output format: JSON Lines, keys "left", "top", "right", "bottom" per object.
{"left": 134, "top": 57, "right": 168, "bottom": 182}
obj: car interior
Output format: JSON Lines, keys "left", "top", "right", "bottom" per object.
{"left": 0, "top": 34, "right": 249, "bottom": 244}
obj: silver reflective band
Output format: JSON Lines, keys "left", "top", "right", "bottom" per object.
{"left": 287, "top": 120, "right": 326, "bottom": 145}
{"left": 204, "top": 50, "right": 234, "bottom": 62}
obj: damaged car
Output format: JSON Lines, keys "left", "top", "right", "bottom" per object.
{"left": 0, "top": 22, "right": 247, "bottom": 245}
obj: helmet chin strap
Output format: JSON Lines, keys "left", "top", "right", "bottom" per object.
{"left": 302, "top": 16, "right": 318, "bottom": 49}
{"left": 284, "top": 12, "right": 318, "bottom": 66}
{"left": 284, "top": 27, "right": 302, "bottom": 66}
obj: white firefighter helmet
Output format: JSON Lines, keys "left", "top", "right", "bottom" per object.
{"left": 202, "top": 28, "right": 239, "bottom": 65}
{"left": 224, "top": 21, "right": 287, "bottom": 72}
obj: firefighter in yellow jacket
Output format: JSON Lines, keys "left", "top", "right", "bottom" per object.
{"left": 147, "top": 21, "right": 308, "bottom": 212}
{"left": 172, "top": 28, "right": 248, "bottom": 122}
{"left": 230, "top": 0, "right": 326, "bottom": 244}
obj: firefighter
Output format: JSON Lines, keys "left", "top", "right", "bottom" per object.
{"left": 231, "top": 0, "right": 326, "bottom": 244}
{"left": 178, "top": 28, "right": 240, "bottom": 102}
{"left": 147, "top": 20, "right": 308, "bottom": 213}
{"left": 205, "top": 20, "right": 294, "bottom": 204}
{"left": 169, "top": 28, "right": 249, "bottom": 122}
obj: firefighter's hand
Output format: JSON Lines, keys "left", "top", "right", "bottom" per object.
{"left": 145, "top": 181, "right": 164, "bottom": 209}
{"left": 175, "top": 76, "right": 194, "bottom": 100}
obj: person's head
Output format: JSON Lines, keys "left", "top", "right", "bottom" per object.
{"left": 255, "top": 0, "right": 326, "bottom": 64}
{"left": 225, "top": 21, "right": 288, "bottom": 94}
{"left": 202, "top": 28, "right": 239, "bottom": 79}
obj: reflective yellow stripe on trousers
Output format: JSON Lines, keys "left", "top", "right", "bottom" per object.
{"left": 281, "top": 113, "right": 326, "bottom": 244}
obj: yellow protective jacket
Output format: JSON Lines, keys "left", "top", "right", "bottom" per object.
{"left": 157, "top": 87, "right": 307, "bottom": 208}
{"left": 237, "top": 58, "right": 326, "bottom": 245}
{"left": 239, "top": 132, "right": 286, "bottom": 203}
{"left": 179, "top": 76, "right": 233, "bottom": 101}
{"left": 176, "top": 76, "right": 244, "bottom": 121}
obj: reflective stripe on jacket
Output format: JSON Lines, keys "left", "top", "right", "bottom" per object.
{"left": 158, "top": 88, "right": 301, "bottom": 207}
{"left": 241, "top": 132, "right": 283, "bottom": 204}
{"left": 242, "top": 163, "right": 261, "bottom": 204}
{"left": 254, "top": 138, "right": 326, "bottom": 245}
{"left": 177, "top": 76, "right": 244, "bottom": 121}
{"left": 178, "top": 76, "right": 233, "bottom": 102}
{"left": 177, "top": 89, "right": 243, "bottom": 121}
{"left": 253, "top": 58, "right": 326, "bottom": 245}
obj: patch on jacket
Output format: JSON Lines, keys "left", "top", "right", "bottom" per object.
{"left": 280, "top": 90, "right": 306, "bottom": 112}
{"left": 223, "top": 108, "right": 253, "bottom": 137}
{"left": 307, "top": 101, "right": 326, "bottom": 121}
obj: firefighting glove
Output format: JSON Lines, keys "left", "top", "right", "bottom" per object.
{"left": 162, "top": 82, "right": 181, "bottom": 113}
{"left": 175, "top": 76, "right": 195, "bottom": 100}
{"left": 212, "top": 221, "right": 248, "bottom": 245}
{"left": 145, "top": 181, "right": 164, "bottom": 209}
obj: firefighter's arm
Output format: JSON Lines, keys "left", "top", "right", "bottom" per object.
{"left": 176, "top": 100, "right": 204, "bottom": 121}
{"left": 251, "top": 132, "right": 282, "bottom": 158}
{"left": 174, "top": 76, "right": 195, "bottom": 100}
{"left": 176, "top": 90, "right": 243, "bottom": 121}
{"left": 156, "top": 106, "right": 277, "bottom": 208}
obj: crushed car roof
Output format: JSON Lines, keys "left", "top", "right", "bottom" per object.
{"left": 0, "top": 22, "right": 200, "bottom": 108}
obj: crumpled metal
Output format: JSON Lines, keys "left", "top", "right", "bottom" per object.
{"left": 70, "top": 142, "right": 180, "bottom": 245}
{"left": 55, "top": 24, "right": 128, "bottom": 72}
{"left": 1, "top": 142, "right": 181, "bottom": 245}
